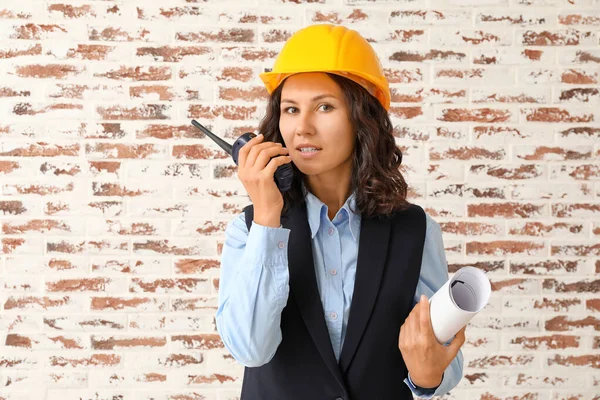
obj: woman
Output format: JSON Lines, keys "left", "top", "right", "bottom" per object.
{"left": 216, "top": 24, "right": 466, "bottom": 400}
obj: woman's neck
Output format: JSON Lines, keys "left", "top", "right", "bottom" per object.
{"left": 304, "top": 178, "right": 352, "bottom": 220}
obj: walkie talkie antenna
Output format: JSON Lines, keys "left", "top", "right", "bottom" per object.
{"left": 191, "top": 119, "right": 232, "bottom": 155}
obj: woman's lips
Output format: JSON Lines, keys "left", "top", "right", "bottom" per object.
{"left": 296, "top": 148, "right": 321, "bottom": 159}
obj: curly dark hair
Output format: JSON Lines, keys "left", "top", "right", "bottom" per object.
{"left": 257, "top": 72, "right": 412, "bottom": 218}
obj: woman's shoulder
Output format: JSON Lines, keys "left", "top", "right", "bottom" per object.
{"left": 387, "top": 201, "right": 426, "bottom": 220}
{"left": 387, "top": 202, "right": 441, "bottom": 233}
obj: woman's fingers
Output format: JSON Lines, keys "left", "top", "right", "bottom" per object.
{"left": 263, "top": 154, "right": 293, "bottom": 178}
{"left": 245, "top": 141, "right": 281, "bottom": 170}
{"left": 444, "top": 326, "right": 467, "bottom": 362}
{"left": 237, "top": 134, "right": 263, "bottom": 168}
{"left": 254, "top": 145, "right": 289, "bottom": 171}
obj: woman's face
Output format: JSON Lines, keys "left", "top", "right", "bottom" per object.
{"left": 279, "top": 72, "right": 355, "bottom": 181}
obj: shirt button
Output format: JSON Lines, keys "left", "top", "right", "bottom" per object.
{"left": 328, "top": 227, "right": 334, "bottom": 235}
{"left": 329, "top": 269, "right": 337, "bottom": 276}
{"left": 337, "top": 213, "right": 343, "bottom": 220}
{"left": 278, "top": 241, "right": 285, "bottom": 249}
{"left": 330, "top": 312, "right": 338, "bottom": 320}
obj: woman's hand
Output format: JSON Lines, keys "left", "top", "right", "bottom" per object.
{"left": 398, "top": 295, "right": 466, "bottom": 389}
{"left": 237, "top": 134, "right": 293, "bottom": 225}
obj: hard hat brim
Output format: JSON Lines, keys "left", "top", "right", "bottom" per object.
{"left": 259, "top": 69, "right": 391, "bottom": 111}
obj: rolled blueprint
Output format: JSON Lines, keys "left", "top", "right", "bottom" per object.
{"left": 429, "top": 266, "right": 491, "bottom": 344}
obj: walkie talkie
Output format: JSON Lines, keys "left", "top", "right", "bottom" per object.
{"left": 191, "top": 120, "right": 294, "bottom": 193}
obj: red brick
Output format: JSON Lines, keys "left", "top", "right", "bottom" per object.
{"left": 132, "top": 240, "right": 211, "bottom": 256}
{"left": 220, "top": 47, "right": 278, "bottom": 63}
{"left": 550, "top": 164, "right": 600, "bottom": 180}
{"left": 91, "top": 336, "right": 166, "bottom": 350}
{"left": 438, "top": 108, "right": 513, "bottom": 123}
{"left": 88, "top": 26, "right": 154, "bottom": 42}
{"left": 543, "top": 279, "right": 600, "bottom": 293}
{"left": 509, "top": 335, "right": 580, "bottom": 350}
{"left": 171, "top": 334, "right": 223, "bottom": 350}
{"left": 188, "top": 104, "right": 257, "bottom": 120}
{"left": 561, "top": 69, "right": 599, "bottom": 84}
{"left": 93, "top": 65, "right": 172, "bottom": 81}
{"left": 136, "top": 45, "right": 214, "bottom": 62}
{"left": 548, "top": 354, "right": 600, "bottom": 368}
{"left": 0, "top": 142, "right": 79, "bottom": 157}
{"left": 129, "top": 85, "right": 175, "bottom": 101}
{"left": 12, "top": 102, "right": 84, "bottom": 117}
{"left": 85, "top": 143, "right": 163, "bottom": 159}
{"left": 176, "top": 28, "right": 255, "bottom": 43}
{"left": 588, "top": 299, "right": 600, "bottom": 312}
{"left": 468, "top": 355, "right": 536, "bottom": 368}
{"left": 49, "top": 354, "right": 121, "bottom": 367}
{"left": 565, "top": 49, "right": 600, "bottom": 64}
{"left": 0, "top": 7, "right": 33, "bottom": 19}
{"left": 430, "top": 146, "right": 506, "bottom": 161}
{"left": 91, "top": 297, "right": 166, "bottom": 311}
{"left": 390, "top": 49, "right": 467, "bottom": 63}
{"left": 508, "top": 223, "right": 584, "bottom": 237}
{"left": 46, "top": 276, "right": 110, "bottom": 292}
{"left": 558, "top": 87, "right": 600, "bottom": 103}
{"left": 136, "top": 6, "right": 205, "bottom": 21}
{"left": 0, "top": 43, "right": 42, "bottom": 59}
{"left": 388, "top": 106, "right": 423, "bottom": 120}
{"left": 174, "top": 259, "right": 219, "bottom": 274}
{"left": 47, "top": 4, "right": 96, "bottom": 18}
{"left": 521, "top": 107, "right": 595, "bottom": 122}
{"left": 172, "top": 145, "right": 229, "bottom": 160}
{"left": 10, "top": 23, "right": 68, "bottom": 40}
{"left": 14, "top": 64, "right": 85, "bottom": 79}
{"left": 219, "top": 86, "right": 268, "bottom": 102}
{"left": 128, "top": 279, "right": 208, "bottom": 297}
{"left": 48, "top": 84, "right": 125, "bottom": 100}
{"left": 391, "top": 87, "right": 466, "bottom": 103}
{"left": 4, "top": 295, "right": 78, "bottom": 311}
{"left": 559, "top": 13, "right": 600, "bottom": 26}
{"left": 515, "top": 146, "right": 592, "bottom": 161}
{"left": 467, "top": 241, "right": 545, "bottom": 256}
{"left": 448, "top": 261, "right": 504, "bottom": 274}
{"left": 311, "top": 9, "right": 372, "bottom": 24}
{"left": 468, "top": 202, "right": 546, "bottom": 218}
{"left": 136, "top": 124, "right": 204, "bottom": 140}
{"left": 551, "top": 243, "right": 600, "bottom": 257}
{"left": 519, "top": 29, "right": 592, "bottom": 46}
{"left": 552, "top": 203, "right": 600, "bottom": 218}
{"left": 96, "top": 104, "right": 170, "bottom": 120}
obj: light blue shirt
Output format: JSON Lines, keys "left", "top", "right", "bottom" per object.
{"left": 216, "top": 188, "right": 464, "bottom": 398}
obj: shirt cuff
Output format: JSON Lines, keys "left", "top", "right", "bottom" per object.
{"left": 405, "top": 372, "right": 442, "bottom": 399}
{"left": 245, "top": 221, "right": 290, "bottom": 264}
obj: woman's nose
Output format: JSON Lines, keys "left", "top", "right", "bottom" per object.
{"left": 293, "top": 111, "right": 316, "bottom": 136}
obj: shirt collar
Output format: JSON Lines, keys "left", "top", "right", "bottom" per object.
{"left": 302, "top": 182, "right": 361, "bottom": 242}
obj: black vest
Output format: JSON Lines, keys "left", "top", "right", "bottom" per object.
{"left": 239, "top": 199, "right": 426, "bottom": 400}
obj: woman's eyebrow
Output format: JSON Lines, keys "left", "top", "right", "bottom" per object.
{"left": 281, "top": 94, "right": 337, "bottom": 104}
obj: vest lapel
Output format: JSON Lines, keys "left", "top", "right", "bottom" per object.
{"left": 338, "top": 213, "right": 391, "bottom": 374}
{"left": 283, "top": 202, "right": 346, "bottom": 389}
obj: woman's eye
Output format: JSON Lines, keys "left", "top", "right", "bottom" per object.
{"left": 282, "top": 104, "right": 332, "bottom": 114}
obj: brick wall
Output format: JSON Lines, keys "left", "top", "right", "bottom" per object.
{"left": 0, "top": 0, "right": 599, "bottom": 399}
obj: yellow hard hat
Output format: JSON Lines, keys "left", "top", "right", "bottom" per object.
{"left": 259, "top": 24, "right": 391, "bottom": 111}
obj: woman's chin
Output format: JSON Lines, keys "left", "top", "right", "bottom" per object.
{"left": 294, "top": 163, "right": 321, "bottom": 175}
